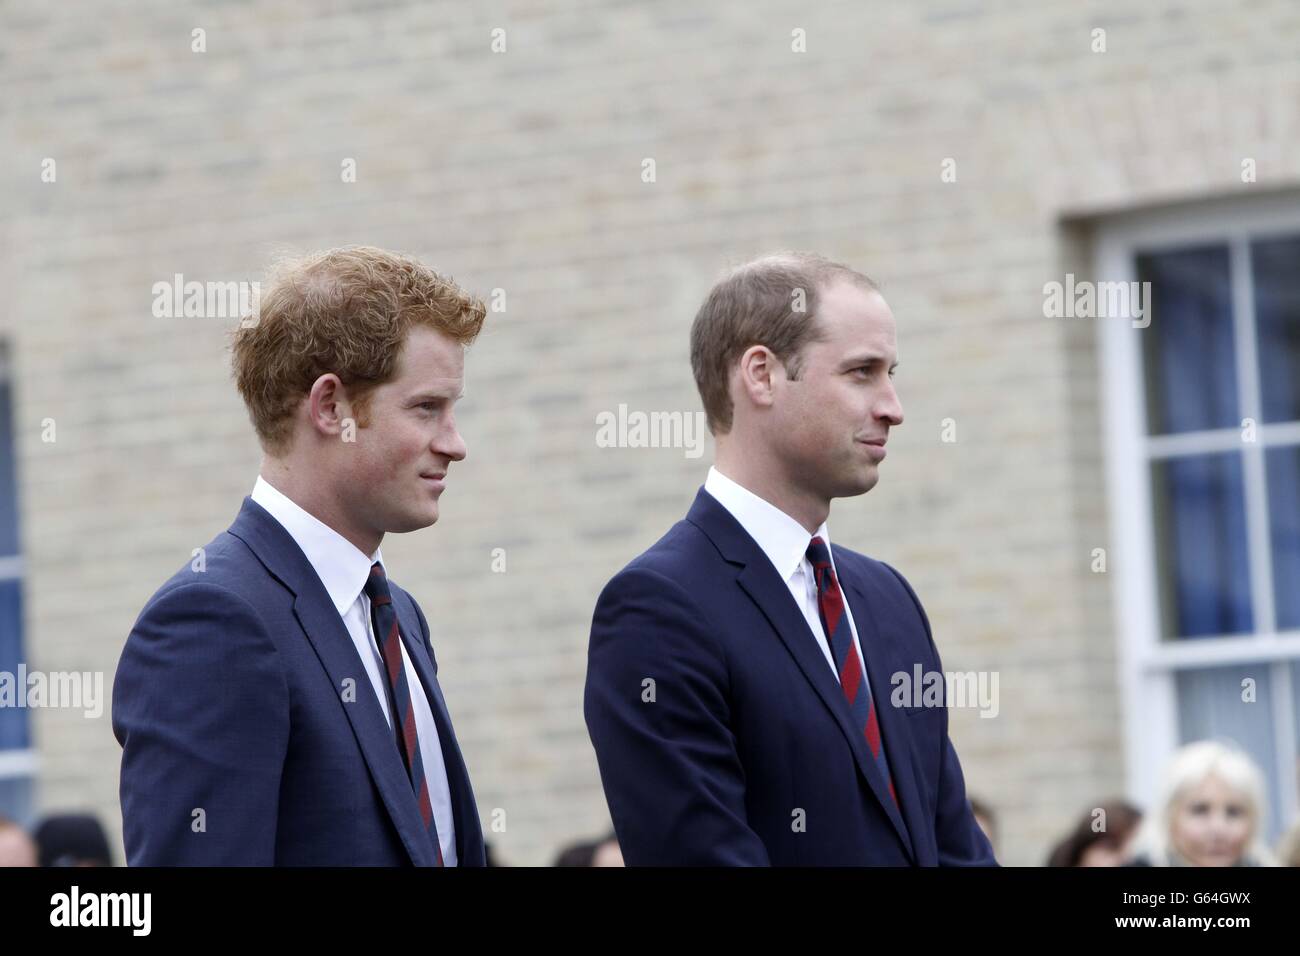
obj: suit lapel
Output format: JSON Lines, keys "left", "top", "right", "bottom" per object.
{"left": 228, "top": 497, "right": 437, "bottom": 867}
{"left": 840, "top": 569, "right": 922, "bottom": 861}
{"left": 688, "top": 488, "right": 916, "bottom": 862}
{"left": 392, "top": 592, "right": 485, "bottom": 866}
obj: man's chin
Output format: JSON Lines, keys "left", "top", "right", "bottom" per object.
{"left": 387, "top": 507, "right": 440, "bottom": 534}
{"left": 835, "top": 467, "right": 879, "bottom": 499}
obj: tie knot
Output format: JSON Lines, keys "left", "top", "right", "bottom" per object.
{"left": 806, "top": 535, "right": 832, "bottom": 569}
{"left": 364, "top": 561, "right": 392, "bottom": 605}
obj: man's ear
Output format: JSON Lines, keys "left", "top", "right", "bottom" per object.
{"left": 736, "top": 345, "right": 778, "bottom": 412}
{"left": 306, "top": 373, "right": 350, "bottom": 438}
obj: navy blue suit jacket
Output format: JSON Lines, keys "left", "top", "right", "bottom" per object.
{"left": 584, "top": 487, "right": 997, "bottom": 866}
{"left": 112, "top": 497, "right": 485, "bottom": 866}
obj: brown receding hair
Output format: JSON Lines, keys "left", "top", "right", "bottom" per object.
{"left": 231, "top": 245, "right": 486, "bottom": 456}
{"left": 689, "top": 252, "right": 877, "bottom": 435}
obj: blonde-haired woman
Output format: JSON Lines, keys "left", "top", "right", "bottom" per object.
{"left": 1127, "top": 739, "right": 1276, "bottom": 867}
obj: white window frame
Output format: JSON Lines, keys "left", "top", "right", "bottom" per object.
{"left": 1096, "top": 192, "right": 1300, "bottom": 838}
{"left": 0, "top": 348, "right": 37, "bottom": 810}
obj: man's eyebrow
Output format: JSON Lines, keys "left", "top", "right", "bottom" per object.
{"left": 841, "top": 354, "right": 899, "bottom": 371}
{"left": 408, "top": 389, "right": 465, "bottom": 402}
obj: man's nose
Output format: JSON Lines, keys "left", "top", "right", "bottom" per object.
{"left": 877, "top": 382, "right": 903, "bottom": 426}
{"left": 437, "top": 424, "right": 468, "bottom": 462}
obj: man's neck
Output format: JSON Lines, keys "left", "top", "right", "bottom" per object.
{"left": 259, "top": 458, "right": 383, "bottom": 556}
{"left": 712, "top": 450, "right": 829, "bottom": 534}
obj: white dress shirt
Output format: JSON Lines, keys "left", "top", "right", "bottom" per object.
{"left": 251, "top": 475, "right": 458, "bottom": 864}
{"left": 703, "top": 466, "right": 870, "bottom": 683}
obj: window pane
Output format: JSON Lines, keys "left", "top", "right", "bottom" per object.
{"left": 1176, "top": 665, "right": 1281, "bottom": 844}
{"left": 1268, "top": 446, "right": 1300, "bottom": 631}
{"left": 0, "top": 774, "right": 35, "bottom": 830}
{"left": 1138, "top": 245, "right": 1237, "bottom": 436}
{"left": 1252, "top": 234, "right": 1300, "bottom": 424}
{"left": 1151, "top": 453, "right": 1252, "bottom": 638}
{"left": 0, "top": 578, "right": 28, "bottom": 750}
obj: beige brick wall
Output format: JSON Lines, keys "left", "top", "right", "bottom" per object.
{"left": 2, "top": 0, "right": 1298, "bottom": 865}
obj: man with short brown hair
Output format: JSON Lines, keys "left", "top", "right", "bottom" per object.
{"left": 114, "top": 246, "right": 487, "bottom": 866}
{"left": 585, "top": 252, "right": 996, "bottom": 866}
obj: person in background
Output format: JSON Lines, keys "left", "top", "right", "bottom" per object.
{"left": 1045, "top": 799, "right": 1142, "bottom": 866}
{"left": 553, "top": 831, "right": 624, "bottom": 867}
{"left": 34, "top": 813, "right": 113, "bottom": 867}
{"left": 969, "top": 796, "right": 997, "bottom": 857}
{"left": 1274, "top": 820, "right": 1300, "bottom": 867}
{"left": 1125, "top": 739, "right": 1275, "bottom": 867}
{"left": 0, "top": 816, "right": 37, "bottom": 867}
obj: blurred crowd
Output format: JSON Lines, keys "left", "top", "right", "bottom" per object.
{"left": 1029, "top": 738, "right": 1300, "bottom": 868}
{"left": 3, "top": 738, "right": 1295, "bottom": 867}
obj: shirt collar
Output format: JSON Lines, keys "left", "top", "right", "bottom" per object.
{"left": 251, "top": 475, "right": 383, "bottom": 615}
{"left": 703, "top": 465, "right": 831, "bottom": 582}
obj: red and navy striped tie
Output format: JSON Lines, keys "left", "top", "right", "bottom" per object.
{"left": 365, "top": 561, "right": 444, "bottom": 865}
{"left": 806, "top": 536, "right": 899, "bottom": 808}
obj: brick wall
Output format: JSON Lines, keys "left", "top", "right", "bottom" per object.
{"left": 2, "top": 0, "right": 1298, "bottom": 865}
